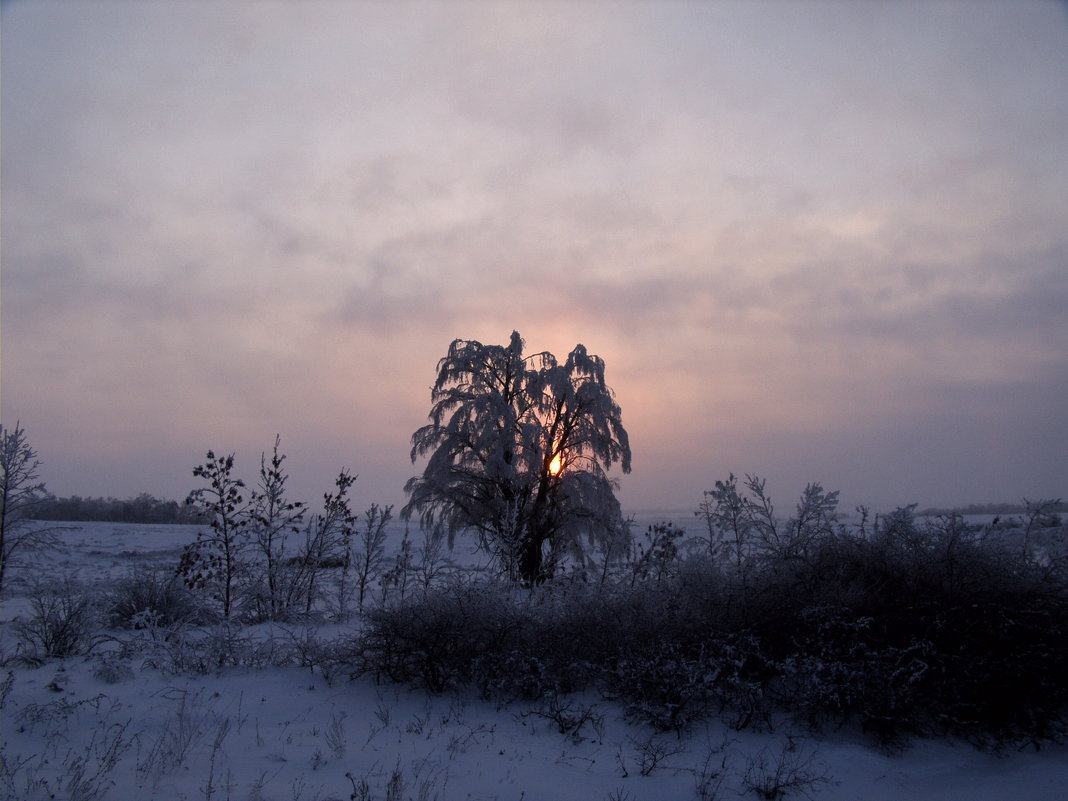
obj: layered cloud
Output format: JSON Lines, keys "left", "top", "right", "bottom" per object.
{"left": 3, "top": 1, "right": 1066, "bottom": 511}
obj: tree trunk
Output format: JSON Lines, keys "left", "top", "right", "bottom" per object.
{"left": 518, "top": 533, "right": 545, "bottom": 584}
{"left": 519, "top": 514, "right": 560, "bottom": 584}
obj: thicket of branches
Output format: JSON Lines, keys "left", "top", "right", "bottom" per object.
{"left": 357, "top": 479, "right": 1068, "bottom": 748}
{"left": 174, "top": 437, "right": 402, "bottom": 623}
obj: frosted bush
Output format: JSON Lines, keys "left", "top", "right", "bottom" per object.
{"left": 13, "top": 576, "right": 101, "bottom": 662}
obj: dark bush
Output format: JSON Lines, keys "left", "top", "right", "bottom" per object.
{"left": 605, "top": 638, "right": 768, "bottom": 733}
{"left": 357, "top": 580, "right": 530, "bottom": 692}
{"left": 356, "top": 514, "right": 1068, "bottom": 746}
{"left": 105, "top": 568, "right": 214, "bottom": 630}
{"left": 747, "top": 519, "right": 1068, "bottom": 744}
{"left": 13, "top": 576, "right": 101, "bottom": 661}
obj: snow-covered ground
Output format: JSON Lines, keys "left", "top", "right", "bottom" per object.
{"left": 2, "top": 521, "right": 1067, "bottom": 801}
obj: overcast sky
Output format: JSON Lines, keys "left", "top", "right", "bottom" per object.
{"left": 2, "top": 0, "right": 1066, "bottom": 515}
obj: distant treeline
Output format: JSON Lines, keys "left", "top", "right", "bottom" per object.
{"left": 918, "top": 500, "right": 1066, "bottom": 517}
{"left": 29, "top": 493, "right": 209, "bottom": 524}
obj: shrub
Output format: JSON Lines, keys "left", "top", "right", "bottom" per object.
{"left": 139, "top": 623, "right": 297, "bottom": 675}
{"left": 105, "top": 568, "right": 212, "bottom": 630}
{"left": 607, "top": 643, "right": 721, "bottom": 732}
{"left": 13, "top": 576, "right": 100, "bottom": 662}
{"left": 358, "top": 579, "right": 526, "bottom": 692}
{"left": 751, "top": 517, "right": 1068, "bottom": 744}
{"left": 357, "top": 514, "right": 1068, "bottom": 746}
{"left": 92, "top": 658, "right": 135, "bottom": 684}
{"left": 741, "top": 737, "right": 833, "bottom": 800}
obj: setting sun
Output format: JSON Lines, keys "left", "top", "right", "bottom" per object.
{"left": 549, "top": 452, "right": 562, "bottom": 476}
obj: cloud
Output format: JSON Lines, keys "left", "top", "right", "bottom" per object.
{"left": 2, "top": 0, "right": 1066, "bottom": 511}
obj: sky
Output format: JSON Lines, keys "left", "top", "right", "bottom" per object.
{"left": 2, "top": 0, "right": 1067, "bottom": 516}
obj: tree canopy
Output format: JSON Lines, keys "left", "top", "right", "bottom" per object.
{"left": 403, "top": 332, "right": 632, "bottom": 582}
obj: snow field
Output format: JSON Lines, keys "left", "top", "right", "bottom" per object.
{"left": 2, "top": 521, "right": 1068, "bottom": 801}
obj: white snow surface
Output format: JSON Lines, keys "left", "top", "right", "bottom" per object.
{"left": 1, "top": 521, "right": 1066, "bottom": 801}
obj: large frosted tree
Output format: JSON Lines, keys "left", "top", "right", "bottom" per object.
{"left": 403, "top": 331, "right": 632, "bottom": 582}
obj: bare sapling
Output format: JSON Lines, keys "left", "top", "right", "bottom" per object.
{"left": 247, "top": 435, "right": 307, "bottom": 621}
{"left": 0, "top": 422, "right": 59, "bottom": 594}
{"left": 352, "top": 503, "right": 392, "bottom": 610}
{"left": 299, "top": 470, "right": 356, "bottom": 615}
{"left": 179, "top": 452, "right": 250, "bottom": 620}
